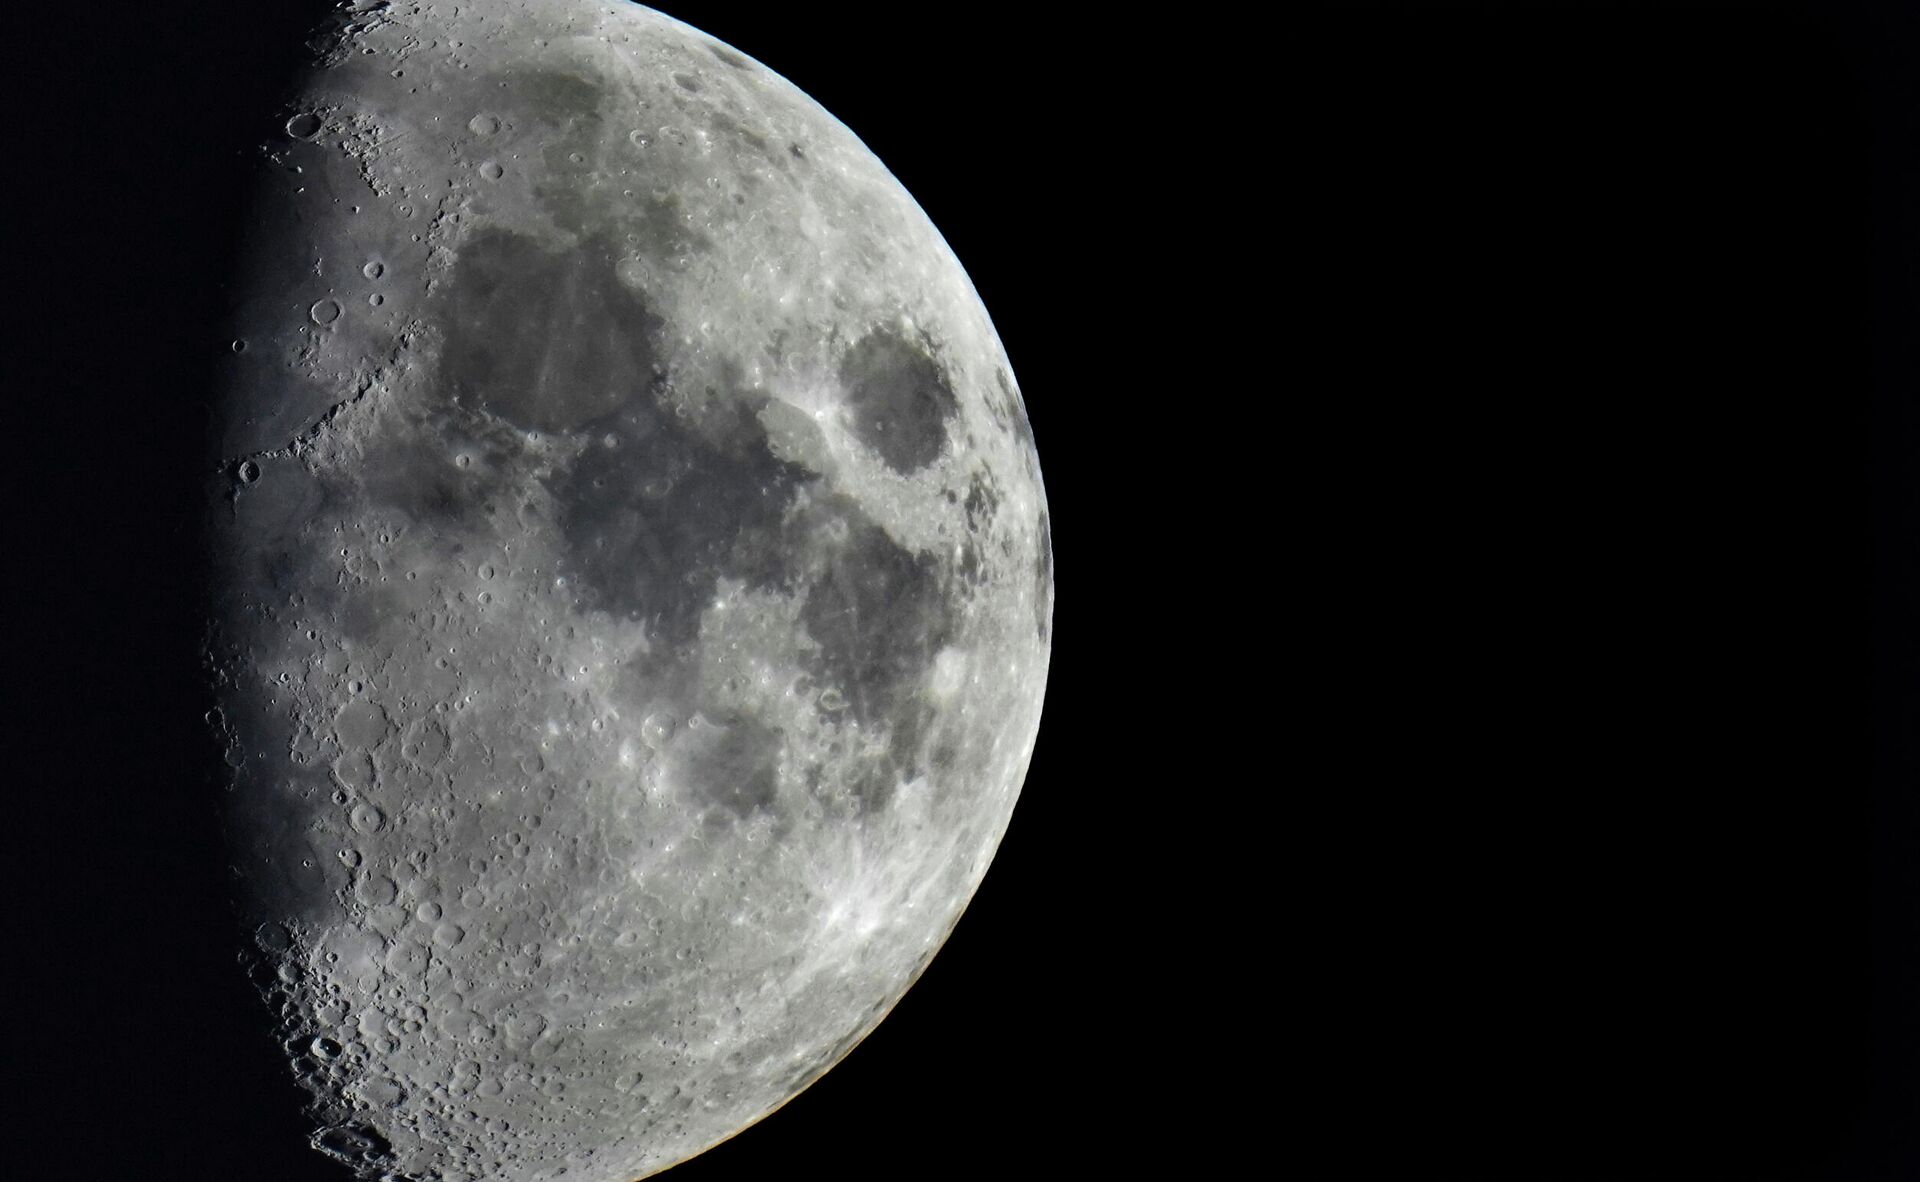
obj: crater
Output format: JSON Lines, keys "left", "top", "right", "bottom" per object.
{"left": 314, "top": 1123, "right": 394, "bottom": 1168}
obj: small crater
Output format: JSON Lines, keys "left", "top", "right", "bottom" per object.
{"left": 285, "top": 112, "right": 323, "bottom": 140}
{"left": 478, "top": 161, "right": 505, "bottom": 181}
{"left": 308, "top": 298, "right": 342, "bottom": 326}
{"left": 468, "top": 112, "right": 501, "bottom": 136}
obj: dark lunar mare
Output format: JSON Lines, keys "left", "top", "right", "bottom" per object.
{"left": 439, "top": 228, "right": 665, "bottom": 433}
{"left": 838, "top": 326, "right": 959, "bottom": 474}
{"left": 550, "top": 393, "right": 806, "bottom": 653}
{"left": 419, "top": 219, "right": 968, "bottom": 824}
{"left": 1035, "top": 507, "right": 1052, "bottom": 642}
{"left": 796, "top": 503, "right": 952, "bottom": 812}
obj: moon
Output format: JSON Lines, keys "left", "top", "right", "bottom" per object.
{"left": 203, "top": 3, "right": 1051, "bottom": 1179}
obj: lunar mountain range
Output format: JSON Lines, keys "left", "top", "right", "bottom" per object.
{"left": 203, "top": 3, "right": 1051, "bottom": 1179}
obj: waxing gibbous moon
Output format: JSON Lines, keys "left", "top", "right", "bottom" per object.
{"left": 203, "top": 2, "right": 1051, "bottom": 1179}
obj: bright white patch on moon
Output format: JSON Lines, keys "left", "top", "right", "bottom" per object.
{"left": 203, "top": 3, "right": 1051, "bottom": 1180}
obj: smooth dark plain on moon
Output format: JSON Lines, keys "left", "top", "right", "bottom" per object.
{"left": 204, "top": 3, "right": 1051, "bottom": 1180}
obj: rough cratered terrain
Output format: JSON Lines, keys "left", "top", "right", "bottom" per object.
{"left": 203, "top": 3, "right": 1050, "bottom": 1180}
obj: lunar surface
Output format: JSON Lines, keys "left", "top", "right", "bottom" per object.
{"left": 202, "top": 3, "right": 1050, "bottom": 1179}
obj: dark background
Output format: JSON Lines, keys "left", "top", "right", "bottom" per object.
{"left": 12, "top": 0, "right": 1920, "bottom": 1178}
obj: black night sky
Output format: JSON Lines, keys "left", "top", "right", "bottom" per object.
{"left": 16, "top": 2, "right": 1920, "bottom": 1179}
